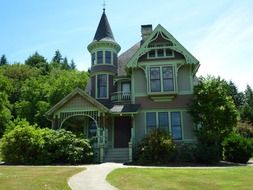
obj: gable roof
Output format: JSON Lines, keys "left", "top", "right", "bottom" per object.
{"left": 93, "top": 10, "right": 115, "bottom": 42}
{"left": 126, "top": 24, "right": 199, "bottom": 72}
{"left": 118, "top": 42, "right": 140, "bottom": 76}
{"left": 46, "top": 88, "right": 109, "bottom": 117}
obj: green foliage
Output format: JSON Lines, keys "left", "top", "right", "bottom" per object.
{"left": 227, "top": 81, "right": 244, "bottom": 108}
{"left": 190, "top": 76, "right": 238, "bottom": 163}
{"left": 175, "top": 143, "right": 197, "bottom": 162}
{"left": 223, "top": 132, "right": 253, "bottom": 163}
{"left": 0, "top": 54, "right": 8, "bottom": 66}
{"left": 134, "top": 128, "right": 176, "bottom": 164}
{"left": 0, "top": 92, "right": 12, "bottom": 137}
{"left": 240, "top": 85, "right": 253, "bottom": 124}
{"left": 1, "top": 121, "right": 93, "bottom": 164}
{"left": 236, "top": 121, "right": 253, "bottom": 138}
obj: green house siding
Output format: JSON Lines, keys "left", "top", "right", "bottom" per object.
{"left": 134, "top": 111, "right": 146, "bottom": 143}
{"left": 178, "top": 65, "right": 192, "bottom": 93}
{"left": 182, "top": 111, "right": 195, "bottom": 140}
{"left": 134, "top": 69, "right": 147, "bottom": 96}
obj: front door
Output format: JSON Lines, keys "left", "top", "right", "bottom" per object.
{"left": 114, "top": 117, "right": 132, "bottom": 148}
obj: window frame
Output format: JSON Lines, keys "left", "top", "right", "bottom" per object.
{"left": 96, "top": 74, "right": 108, "bottom": 99}
{"left": 105, "top": 51, "right": 112, "bottom": 64}
{"left": 97, "top": 51, "right": 103, "bottom": 64}
{"left": 148, "top": 65, "right": 175, "bottom": 94}
{"left": 145, "top": 111, "right": 183, "bottom": 140}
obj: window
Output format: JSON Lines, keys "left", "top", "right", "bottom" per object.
{"left": 92, "top": 53, "right": 95, "bottom": 65}
{"left": 146, "top": 112, "right": 156, "bottom": 133}
{"left": 147, "top": 43, "right": 174, "bottom": 59}
{"left": 113, "top": 53, "right": 117, "bottom": 66}
{"left": 150, "top": 67, "right": 161, "bottom": 92}
{"left": 162, "top": 67, "right": 174, "bottom": 91}
{"left": 171, "top": 112, "right": 182, "bottom": 140}
{"left": 158, "top": 112, "right": 169, "bottom": 132}
{"left": 97, "top": 74, "right": 107, "bottom": 98}
{"left": 146, "top": 111, "right": 182, "bottom": 140}
{"left": 97, "top": 51, "right": 103, "bottom": 64}
{"left": 149, "top": 66, "right": 174, "bottom": 93}
{"left": 105, "top": 51, "right": 111, "bottom": 64}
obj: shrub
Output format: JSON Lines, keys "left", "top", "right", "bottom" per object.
{"left": 223, "top": 132, "right": 253, "bottom": 163}
{"left": 194, "top": 128, "right": 222, "bottom": 164}
{"left": 0, "top": 121, "right": 93, "bottom": 164}
{"left": 175, "top": 143, "right": 197, "bottom": 162}
{"left": 0, "top": 121, "right": 45, "bottom": 164}
{"left": 134, "top": 128, "right": 176, "bottom": 164}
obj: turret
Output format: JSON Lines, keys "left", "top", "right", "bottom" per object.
{"left": 87, "top": 9, "right": 121, "bottom": 102}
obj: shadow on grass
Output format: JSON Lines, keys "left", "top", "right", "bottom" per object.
{"left": 123, "top": 160, "right": 253, "bottom": 167}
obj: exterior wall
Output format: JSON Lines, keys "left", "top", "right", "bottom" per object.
{"left": 182, "top": 111, "right": 195, "bottom": 140}
{"left": 91, "top": 64, "right": 117, "bottom": 73}
{"left": 134, "top": 111, "right": 146, "bottom": 143}
{"left": 133, "top": 69, "right": 147, "bottom": 96}
{"left": 135, "top": 95, "right": 193, "bottom": 109}
{"left": 178, "top": 65, "right": 192, "bottom": 94}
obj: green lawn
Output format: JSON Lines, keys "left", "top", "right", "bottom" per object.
{"left": 0, "top": 166, "right": 84, "bottom": 190}
{"left": 107, "top": 167, "right": 253, "bottom": 190}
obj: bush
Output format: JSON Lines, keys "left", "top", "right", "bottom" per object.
{"left": 175, "top": 143, "right": 197, "bottom": 162}
{"left": 134, "top": 128, "right": 176, "bottom": 164}
{"left": 194, "top": 128, "right": 222, "bottom": 164}
{"left": 0, "top": 121, "right": 93, "bottom": 164}
{"left": 223, "top": 132, "right": 253, "bottom": 163}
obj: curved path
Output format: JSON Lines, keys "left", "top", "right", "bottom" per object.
{"left": 68, "top": 163, "right": 124, "bottom": 190}
{"left": 68, "top": 161, "right": 253, "bottom": 190}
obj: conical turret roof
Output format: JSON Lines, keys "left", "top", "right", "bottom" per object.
{"left": 93, "top": 9, "right": 115, "bottom": 42}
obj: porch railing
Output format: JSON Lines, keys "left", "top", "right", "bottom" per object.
{"left": 111, "top": 91, "right": 131, "bottom": 103}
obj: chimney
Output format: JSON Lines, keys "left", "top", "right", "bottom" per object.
{"left": 141, "top": 24, "right": 153, "bottom": 41}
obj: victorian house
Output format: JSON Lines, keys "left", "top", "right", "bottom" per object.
{"left": 46, "top": 9, "right": 199, "bottom": 163}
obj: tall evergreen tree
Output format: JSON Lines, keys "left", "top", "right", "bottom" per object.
{"left": 0, "top": 54, "right": 8, "bottom": 66}
{"left": 52, "top": 50, "right": 63, "bottom": 64}
{"left": 70, "top": 59, "right": 76, "bottom": 70}
{"left": 241, "top": 85, "right": 253, "bottom": 124}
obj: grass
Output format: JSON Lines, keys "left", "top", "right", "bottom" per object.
{"left": 0, "top": 166, "right": 84, "bottom": 190}
{"left": 107, "top": 167, "right": 253, "bottom": 190}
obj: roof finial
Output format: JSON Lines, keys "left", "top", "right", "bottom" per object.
{"left": 103, "top": 0, "right": 106, "bottom": 12}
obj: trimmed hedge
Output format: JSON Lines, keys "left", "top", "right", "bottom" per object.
{"left": 223, "top": 132, "right": 253, "bottom": 163}
{"left": 0, "top": 121, "right": 93, "bottom": 164}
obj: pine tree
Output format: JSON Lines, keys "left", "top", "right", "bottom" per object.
{"left": 0, "top": 54, "right": 8, "bottom": 66}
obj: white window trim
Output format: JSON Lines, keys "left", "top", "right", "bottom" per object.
{"left": 147, "top": 48, "right": 174, "bottom": 59}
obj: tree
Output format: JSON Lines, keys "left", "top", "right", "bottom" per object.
{"left": 52, "top": 50, "right": 63, "bottom": 64}
{"left": 227, "top": 81, "right": 244, "bottom": 108}
{"left": 0, "top": 92, "right": 12, "bottom": 137}
{"left": 25, "top": 52, "right": 47, "bottom": 67}
{"left": 190, "top": 76, "right": 238, "bottom": 162}
{"left": 241, "top": 85, "right": 253, "bottom": 124}
{"left": 70, "top": 59, "right": 76, "bottom": 70}
{"left": 62, "top": 57, "right": 70, "bottom": 70}
{"left": 0, "top": 55, "right": 8, "bottom": 66}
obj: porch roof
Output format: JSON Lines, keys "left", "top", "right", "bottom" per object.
{"left": 110, "top": 104, "right": 140, "bottom": 114}
{"left": 45, "top": 88, "right": 109, "bottom": 117}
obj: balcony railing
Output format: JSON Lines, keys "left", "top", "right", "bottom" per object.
{"left": 111, "top": 91, "right": 131, "bottom": 103}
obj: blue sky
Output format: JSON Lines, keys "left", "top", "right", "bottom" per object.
{"left": 1, "top": 0, "right": 252, "bottom": 91}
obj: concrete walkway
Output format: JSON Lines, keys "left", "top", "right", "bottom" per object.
{"left": 68, "top": 163, "right": 124, "bottom": 190}
{"left": 68, "top": 161, "right": 253, "bottom": 190}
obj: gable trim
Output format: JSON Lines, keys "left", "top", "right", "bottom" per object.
{"left": 126, "top": 24, "right": 199, "bottom": 71}
{"left": 45, "top": 88, "right": 109, "bottom": 116}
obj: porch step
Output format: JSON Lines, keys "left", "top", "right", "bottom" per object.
{"left": 104, "top": 148, "right": 129, "bottom": 163}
